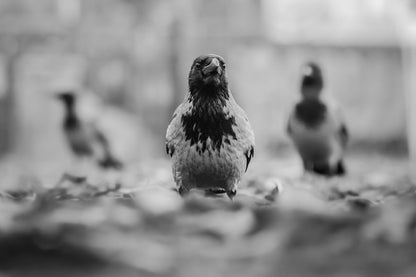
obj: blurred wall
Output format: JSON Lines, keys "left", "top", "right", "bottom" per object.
{"left": 0, "top": 0, "right": 408, "bottom": 162}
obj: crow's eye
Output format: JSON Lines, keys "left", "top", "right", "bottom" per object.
{"left": 222, "top": 63, "right": 226, "bottom": 69}
{"left": 194, "top": 63, "right": 201, "bottom": 69}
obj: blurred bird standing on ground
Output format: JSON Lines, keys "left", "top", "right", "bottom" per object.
{"left": 287, "top": 62, "right": 348, "bottom": 176}
{"left": 56, "top": 92, "right": 123, "bottom": 170}
{"left": 166, "top": 54, "right": 255, "bottom": 199}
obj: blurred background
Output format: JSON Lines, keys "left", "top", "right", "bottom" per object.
{"left": 3, "top": 2, "right": 416, "bottom": 277}
{"left": 0, "top": 0, "right": 414, "bottom": 169}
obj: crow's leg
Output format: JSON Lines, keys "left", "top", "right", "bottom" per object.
{"left": 226, "top": 182, "right": 238, "bottom": 200}
{"left": 335, "top": 160, "right": 346, "bottom": 176}
{"left": 177, "top": 185, "right": 189, "bottom": 197}
{"left": 312, "top": 162, "right": 333, "bottom": 177}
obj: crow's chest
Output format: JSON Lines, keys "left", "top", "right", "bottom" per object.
{"left": 63, "top": 123, "right": 93, "bottom": 155}
{"left": 181, "top": 107, "right": 237, "bottom": 154}
{"left": 295, "top": 100, "right": 327, "bottom": 128}
{"left": 175, "top": 141, "right": 244, "bottom": 188}
{"left": 176, "top": 109, "right": 245, "bottom": 185}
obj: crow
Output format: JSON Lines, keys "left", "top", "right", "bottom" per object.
{"left": 56, "top": 92, "right": 123, "bottom": 170}
{"left": 287, "top": 62, "right": 348, "bottom": 176}
{"left": 166, "top": 54, "right": 255, "bottom": 199}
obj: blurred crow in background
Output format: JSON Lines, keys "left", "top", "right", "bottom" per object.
{"left": 166, "top": 54, "right": 255, "bottom": 199}
{"left": 56, "top": 92, "right": 123, "bottom": 170}
{"left": 287, "top": 62, "right": 348, "bottom": 176}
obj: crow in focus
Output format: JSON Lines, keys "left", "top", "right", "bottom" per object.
{"left": 56, "top": 92, "right": 123, "bottom": 170}
{"left": 287, "top": 62, "right": 348, "bottom": 176}
{"left": 166, "top": 54, "right": 255, "bottom": 199}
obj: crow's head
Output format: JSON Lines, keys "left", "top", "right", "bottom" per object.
{"left": 188, "top": 54, "right": 228, "bottom": 99}
{"left": 301, "top": 62, "right": 323, "bottom": 99}
{"left": 56, "top": 91, "right": 76, "bottom": 107}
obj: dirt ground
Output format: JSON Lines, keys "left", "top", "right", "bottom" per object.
{"left": 0, "top": 150, "right": 415, "bottom": 277}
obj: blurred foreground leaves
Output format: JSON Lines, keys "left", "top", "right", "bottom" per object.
{"left": 0, "top": 157, "right": 415, "bottom": 277}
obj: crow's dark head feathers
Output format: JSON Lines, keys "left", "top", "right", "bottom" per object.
{"left": 188, "top": 54, "right": 228, "bottom": 101}
{"left": 301, "top": 62, "right": 323, "bottom": 98}
{"left": 56, "top": 91, "right": 76, "bottom": 107}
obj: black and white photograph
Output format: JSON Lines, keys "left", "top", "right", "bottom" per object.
{"left": 0, "top": 0, "right": 415, "bottom": 276}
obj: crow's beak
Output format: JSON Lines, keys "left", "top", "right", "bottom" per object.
{"left": 202, "top": 58, "right": 221, "bottom": 76}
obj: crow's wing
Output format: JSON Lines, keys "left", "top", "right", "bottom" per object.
{"left": 82, "top": 121, "right": 111, "bottom": 159}
{"left": 244, "top": 145, "right": 254, "bottom": 172}
{"left": 339, "top": 123, "right": 349, "bottom": 148}
{"left": 287, "top": 109, "right": 294, "bottom": 135}
{"left": 230, "top": 96, "right": 255, "bottom": 172}
{"left": 166, "top": 102, "right": 190, "bottom": 157}
{"left": 328, "top": 100, "right": 349, "bottom": 149}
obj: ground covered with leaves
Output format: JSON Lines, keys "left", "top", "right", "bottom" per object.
{"left": 0, "top": 151, "right": 415, "bottom": 277}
